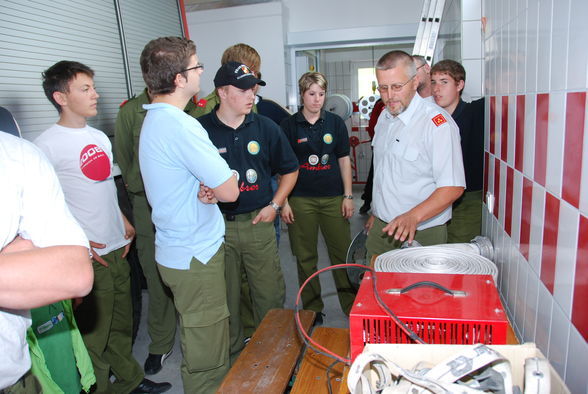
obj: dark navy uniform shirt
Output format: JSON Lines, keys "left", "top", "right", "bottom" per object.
{"left": 199, "top": 109, "right": 298, "bottom": 215}
{"left": 452, "top": 98, "right": 485, "bottom": 191}
{"left": 280, "top": 110, "right": 350, "bottom": 197}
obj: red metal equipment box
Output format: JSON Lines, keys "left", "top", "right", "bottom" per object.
{"left": 349, "top": 272, "right": 508, "bottom": 361}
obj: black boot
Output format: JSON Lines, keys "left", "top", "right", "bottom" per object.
{"left": 130, "top": 378, "right": 172, "bottom": 394}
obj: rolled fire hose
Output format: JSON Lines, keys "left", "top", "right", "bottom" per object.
{"left": 402, "top": 236, "right": 494, "bottom": 261}
{"left": 374, "top": 237, "right": 498, "bottom": 283}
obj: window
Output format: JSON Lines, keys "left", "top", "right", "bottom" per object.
{"left": 357, "top": 67, "right": 377, "bottom": 100}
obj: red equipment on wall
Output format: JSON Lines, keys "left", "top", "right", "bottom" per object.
{"left": 349, "top": 272, "right": 508, "bottom": 361}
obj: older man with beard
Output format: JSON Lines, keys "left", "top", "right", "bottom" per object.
{"left": 364, "top": 50, "right": 466, "bottom": 260}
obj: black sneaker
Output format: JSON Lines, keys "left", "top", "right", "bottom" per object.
{"left": 359, "top": 202, "right": 370, "bottom": 215}
{"left": 144, "top": 350, "right": 172, "bottom": 375}
{"left": 130, "top": 378, "right": 172, "bottom": 393}
{"left": 314, "top": 312, "right": 325, "bottom": 326}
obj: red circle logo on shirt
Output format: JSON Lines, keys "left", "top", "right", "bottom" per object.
{"left": 79, "top": 144, "right": 110, "bottom": 181}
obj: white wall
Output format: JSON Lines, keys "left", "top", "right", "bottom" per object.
{"left": 283, "top": 0, "right": 422, "bottom": 33}
{"left": 187, "top": 0, "right": 426, "bottom": 107}
{"left": 316, "top": 45, "right": 412, "bottom": 104}
{"left": 186, "top": 2, "right": 287, "bottom": 103}
{"left": 460, "top": 0, "right": 483, "bottom": 99}
{"left": 283, "top": 0, "right": 421, "bottom": 48}
{"left": 434, "top": 0, "right": 462, "bottom": 65}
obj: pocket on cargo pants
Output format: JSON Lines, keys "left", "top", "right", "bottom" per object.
{"left": 158, "top": 248, "right": 230, "bottom": 372}
{"left": 181, "top": 306, "right": 229, "bottom": 371}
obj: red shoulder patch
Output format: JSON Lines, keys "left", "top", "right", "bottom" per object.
{"left": 119, "top": 99, "right": 129, "bottom": 108}
{"left": 197, "top": 98, "right": 207, "bottom": 107}
{"left": 432, "top": 113, "right": 447, "bottom": 127}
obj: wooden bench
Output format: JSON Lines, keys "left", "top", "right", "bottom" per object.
{"left": 217, "top": 308, "right": 315, "bottom": 394}
{"left": 291, "top": 327, "right": 350, "bottom": 394}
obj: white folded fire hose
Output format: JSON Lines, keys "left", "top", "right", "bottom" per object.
{"left": 374, "top": 237, "right": 498, "bottom": 284}
{"left": 348, "top": 344, "right": 526, "bottom": 394}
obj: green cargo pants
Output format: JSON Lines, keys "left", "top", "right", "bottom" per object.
{"left": 158, "top": 247, "right": 230, "bottom": 394}
{"left": 366, "top": 217, "right": 448, "bottom": 262}
{"left": 75, "top": 247, "right": 144, "bottom": 394}
{"left": 129, "top": 193, "right": 176, "bottom": 355}
{"left": 287, "top": 196, "right": 355, "bottom": 315}
{"left": 224, "top": 211, "right": 285, "bottom": 361}
{"left": 447, "top": 190, "right": 483, "bottom": 243}
{"left": 1, "top": 371, "right": 42, "bottom": 394}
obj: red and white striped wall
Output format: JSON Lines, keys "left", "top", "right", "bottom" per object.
{"left": 482, "top": 0, "right": 588, "bottom": 392}
{"left": 484, "top": 91, "right": 588, "bottom": 391}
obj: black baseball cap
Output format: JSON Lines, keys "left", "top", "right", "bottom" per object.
{"left": 214, "top": 61, "right": 266, "bottom": 89}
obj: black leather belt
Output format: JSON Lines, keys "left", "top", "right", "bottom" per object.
{"left": 223, "top": 209, "right": 261, "bottom": 222}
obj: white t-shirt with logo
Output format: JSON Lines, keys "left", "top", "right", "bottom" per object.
{"left": 34, "top": 124, "right": 129, "bottom": 256}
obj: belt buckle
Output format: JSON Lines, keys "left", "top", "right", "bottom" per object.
{"left": 225, "top": 213, "right": 236, "bottom": 222}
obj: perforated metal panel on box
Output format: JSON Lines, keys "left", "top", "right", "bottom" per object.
{"left": 349, "top": 272, "right": 508, "bottom": 361}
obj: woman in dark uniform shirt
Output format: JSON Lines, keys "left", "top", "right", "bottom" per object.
{"left": 280, "top": 72, "right": 355, "bottom": 321}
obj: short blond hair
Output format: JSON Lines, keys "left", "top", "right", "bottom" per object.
{"left": 298, "top": 72, "right": 328, "bottom": 97}
{"left": 221, "top": 43, "right": 261, "bottom": 73}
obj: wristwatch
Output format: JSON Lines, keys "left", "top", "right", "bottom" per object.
{"left": 343, "top": 195, "right": 354, "bottom": 200}
{"left": 268, "top": 200, "right": 282, "bottom": 213}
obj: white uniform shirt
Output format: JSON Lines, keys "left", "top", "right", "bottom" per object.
{"left": 0, "top": 132, "right": 88, "bottom": 389}
{"left": 35, "top": 124, "right": 129, "bottom": 256}
{"left": 371, "top": 93, "right": 465, "bottom": 230}
{"left": 421, "top": 94, "right": 435, "bottom": 103}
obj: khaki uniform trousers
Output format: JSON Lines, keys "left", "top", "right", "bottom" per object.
{"left": 129, "top": 193, "right": 176, "bottom": 355}
{"left": 0, "top": 371, "right": 42, "bottom": 394}
{"left": 158, "top": 247, "right": 229, "bottom": 394}
{"left": 287, "top": 196, "right": 356, "bottom": 315}
{"left": 75, "top": 247, "right": 144, "bottom": 394}
{"left": 447, "top": 190, "right": 483, "bottom": 243}
{"left": 224, "top": 211, "right": 285, "bottom": 361}
{"left": 366, "top": 217, "right": 448, "bottom": 262}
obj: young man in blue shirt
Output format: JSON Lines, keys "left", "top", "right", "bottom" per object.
{"left": 138, "top": 37, "right": 239, "bottom": 394}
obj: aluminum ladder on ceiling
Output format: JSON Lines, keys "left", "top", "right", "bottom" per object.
{"left": 412, "top": 0, "right": 446, "bottom": 65}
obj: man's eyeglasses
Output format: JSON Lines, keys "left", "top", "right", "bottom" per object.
{"left": 181, "top": 63, "right": 204, "bottom": 73}
{"left": 376, "top": 75, "right": 415, "bottom": 94}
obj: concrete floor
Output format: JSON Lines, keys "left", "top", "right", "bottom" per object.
{"left": 131, "top": 187, "right": 369, "bottom": 393}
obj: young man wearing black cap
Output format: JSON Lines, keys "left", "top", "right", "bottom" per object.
{"left": 198, "top": 62, "right": 299, "bottom": 361}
